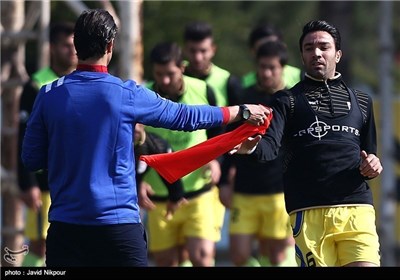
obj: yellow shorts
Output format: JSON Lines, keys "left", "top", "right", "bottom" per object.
{"left": 290, "top": 206, "right": 380, "bottom": 267}
{"left": 212, "top": 187, "right": 225, "bottom": 242}
{"left": 229, "top": 193, "right": 292, "bottom": 239}
{"left": 25, "top": 192, "right": 50, "bottom": 240}
{"left": 147, "top": 189, "right": 218, "bottom": 252}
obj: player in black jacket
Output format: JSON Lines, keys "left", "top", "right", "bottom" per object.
{"left": 219, "top": 41, "right": 296, "bottom": 267}
{"left": 134, "top": 123, "right": 186, "bottom": 219}
{"left": 233, "top": 20, "right": 383, "bottom": 267}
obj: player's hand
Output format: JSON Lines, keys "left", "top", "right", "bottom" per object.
{"left": 138, "top": 182, "right": 156, "bottom": 210}
{"left": 359, "top": 150, "right": 383, "bottom": 179}
{"left": 165, "top": 198, "right": 188, "bottom": 221}
{"left": 229, "top": 135, "right": 262, "bottom": 155}
{"left": 243, "top": 104, "right": 272, "bottom": 126}
{"left": 205, "top": 160, "right": 221, "bottom": 185}
{"left": 20, "top": 186, "right": 42, "bottom": 212}
{"left": 218, "top": 184, "right": 233, "bottom": 209}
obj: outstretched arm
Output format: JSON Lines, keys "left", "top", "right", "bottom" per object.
{"left": 230, "top": 90, "right": 292, "bottom": 161}
{"left": 132, "top": 85, "right": 271, "bottom": 131}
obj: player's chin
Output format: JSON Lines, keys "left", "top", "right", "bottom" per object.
{"left": 310, "top": 69, "right": 325, "bottom": 80}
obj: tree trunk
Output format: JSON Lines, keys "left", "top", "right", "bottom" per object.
{"left": 117, "top": 0, "right": 143, "bottom": 83}
{"left": 1, "top": 0, "right": 27, "bottom": 267}
{"left": 378, "top": 0, "right": 396, "bottom": 267}
{"left": 319, "top": 1, "right": 353, "bottom": 81}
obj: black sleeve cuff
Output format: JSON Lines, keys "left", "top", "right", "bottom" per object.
{"left": 161, "top": 177, "right": 185, "bottom": 202}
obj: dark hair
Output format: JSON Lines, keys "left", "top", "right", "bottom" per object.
{"left": 50, "top": 22, "right": 75, "bottom": 44}
{"left": 299, "top": 20, "right": 341, "bottom": 52}
{"left": 248, "top": 23, "right": 283, "bottom": 48}
{"left": 150, "top": 42, "right": 183, "bottom": 67}
{"left": 256, "top": 41, "right": 288, "bottom": 66}
{"left": 74, "top": 9, "right": 118, "bottom": 60}
{"left": 183, "top": 21, "right": 213, "bottom": 42}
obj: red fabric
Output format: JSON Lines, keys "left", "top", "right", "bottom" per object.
{"left": 221, "top": 107, "right": 230, "bottom": 124}
{"left": 139, "top": 113, "right": 273, "bottom": 183}
{"left": 76, "top": 64, "right": 108, "bottom": 73}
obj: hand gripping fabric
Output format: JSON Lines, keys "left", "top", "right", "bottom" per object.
{"left": 139, "top": 112, "right": 273, "bottom": 183}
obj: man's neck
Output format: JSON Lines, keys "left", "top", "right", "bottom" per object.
{"left": 78, "top": 57, "right": 108, "bottom": 67}
{"left": 154, "top": 81, "right": 185, "bottom": 102}
{"left": 257, "top": 80, "right": 285, "bottom": 95}
{"left": 76, "top": 58, "right": 109, "bottom": 73}
{"left": 186, "top": 63, "right": 212, "bottom": 79}
{"left": 305, "top": 72, "right": 341, "bottom": 82}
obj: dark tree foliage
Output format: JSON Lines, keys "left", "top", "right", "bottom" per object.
{"left": 35, "top": 0, "right": 399, "bottom": 93}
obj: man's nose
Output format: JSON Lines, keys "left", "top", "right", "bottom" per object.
{"left": 313, "top": 48, "right": 322, "bottom": 57}
{"left": 162, "top": 76, "right": 170, "bottom": 85}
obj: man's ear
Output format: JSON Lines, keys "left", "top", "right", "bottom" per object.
{"left": 180, "top": 63, "right": 186, "bottom": 73}
{"left": 212, "top": 43, "right": 217, "bottom": 53}
{"left": 106, "top": 40, "right": 114, "bottom": 53}
{"left": 335, "top": 50, "right": 342, "bottom": 63}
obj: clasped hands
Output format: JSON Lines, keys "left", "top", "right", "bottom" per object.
{"left": 229, "top": 104, "right": 271, "bottom": 155}
{"left": 242, "top": 104, "right": 272, "bottom": 126}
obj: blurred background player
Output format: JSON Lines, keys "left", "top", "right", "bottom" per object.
{"left": 183, "top": 21, "right": 242, "bottom": 264}
{"left": 141, "top": 42, "right": 219, "bottom": 266}
{"left": 219, "top": 41, "right": 296, "bottom": 267}
{"left": 242, "top": 22, "right": 303, "bottom": 89}
{"left": 134, "top": 123, "right": 187, "bottom": 227}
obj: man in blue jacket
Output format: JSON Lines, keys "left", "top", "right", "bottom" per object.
{"left": 21, "top": 8, "right": 270, "bottom": 267}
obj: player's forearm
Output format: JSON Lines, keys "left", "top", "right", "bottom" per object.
{"left": 224, "top": 104, "right": 272, "bottom": 125}
{"left": 223, "top": 106, "right": 241, "bottom": 124}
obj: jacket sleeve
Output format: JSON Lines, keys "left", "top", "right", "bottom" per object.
{"left": 126, "top": 82, "right": 225, "bottom": 131}
{"left": 18, "top": 81, "right": 41, "bottom": 191}
{"left": 21, "top": 88, "right": 48, "bottom": 172}
{"left": 359, "top": 93, "right": 377, "bottom": 155}
{"left": 254, "top": 90, "right": 292, "bottom": 162}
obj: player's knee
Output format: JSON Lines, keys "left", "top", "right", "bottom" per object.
{"left": 230, "top": 251, "right": 251, "bottom": 266}
{"left": 189, "top": 248, "right": 214, "bottom": 267}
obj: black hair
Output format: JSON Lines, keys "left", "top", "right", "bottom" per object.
{"left": 74, "top": 9, "right": 118, "bottom": 60}
{"left": 299, "top": 20, "right": 341, "bottom": 52}
{"left": 256, "top": 40, "right": 288, "bottom": 66}
{"left": 248, "top": 23, "right": 283, "bottom": 48}
{"left": 183, "top": 21, "right": 213, "bottom": 42}
{"left": 150, "top": 42, "right": 183, "bottom": 67}
{"left": 50, "top": 22, "right": 75, "bottom": 44}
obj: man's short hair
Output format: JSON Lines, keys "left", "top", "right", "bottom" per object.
{"left": 50, "top": 22, "right": 75, "bottom": 44}
{"left": 150, "top": 42, "right": 183, "bottom": 67}
{"left": 248, "top": 23, "right": 283, "bottom": 48}
{"left": 183, "top": 21, "right": 213, "bottom": 42}
{"left": 74, "top": 9, "right": 118, "bottom": 60}
{"left": 256, "top": 40, "right": 288, "bottom": 67}
{"left": 299, "top": 20, "right": 341, "bottom": 52}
